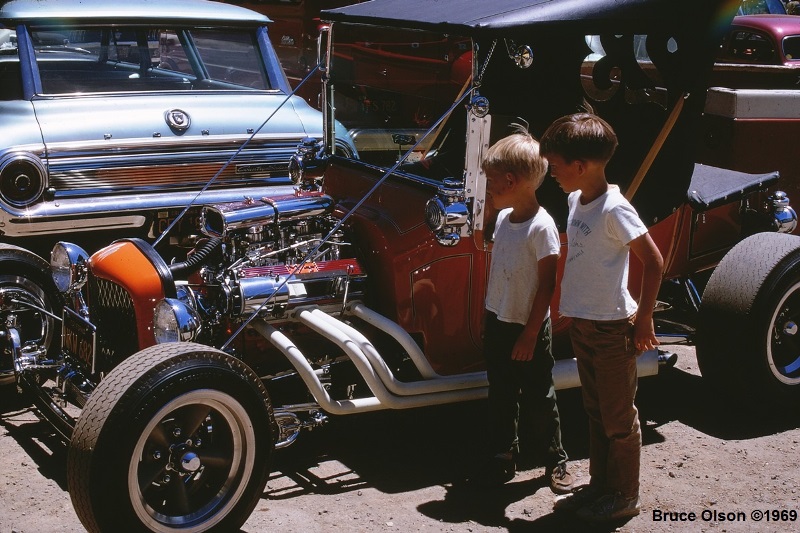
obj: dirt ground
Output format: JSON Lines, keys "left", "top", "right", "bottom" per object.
{"left": 1, "top": 343, "right": 799, "bottom": 533}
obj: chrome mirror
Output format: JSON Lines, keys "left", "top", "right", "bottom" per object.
{"left": 513, "top": 45, "right": 533, "bottom": 69}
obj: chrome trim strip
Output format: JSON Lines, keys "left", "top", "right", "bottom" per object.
{"left": 0, "top": 184, "right": 296, "bottom": 237}
{"left": 43, "top": 133, "right": 309, "bottom": 155}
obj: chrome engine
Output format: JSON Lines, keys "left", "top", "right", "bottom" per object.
{"left": 153, "top": 192, "right": 367, "bottom": 343}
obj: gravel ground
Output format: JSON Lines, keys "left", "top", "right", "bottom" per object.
{"left": 1, "top": 344, "right": 799, "bottom": 533}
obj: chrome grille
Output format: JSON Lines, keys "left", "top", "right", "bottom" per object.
{"left": 45, "top": 139, "right": 300, "bottom": 194}
{"left": 88, "top": 275, "right": 138, "bottom": 371}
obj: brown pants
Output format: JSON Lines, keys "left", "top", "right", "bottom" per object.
{"left": 570, "top": 316, "right": 641, "bottom": 499}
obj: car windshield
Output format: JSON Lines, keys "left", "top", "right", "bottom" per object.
{"left": 27, "top": 25, "right": 271, "bottom": 94}
{"left": 329, "top": 24, "right": 471, "bottom": 169}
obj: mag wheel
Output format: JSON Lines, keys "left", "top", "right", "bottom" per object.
{"left": 0, "top": 245, "right": 62, "bottom": 373}
{"left": 68, "top": 343, "right": 275, "bottom": 533}
{"left": 767, "top": 280, "right": 800, "bottom": 388}
{"left": 697, "top": 232, "right": 800, "bottom": 404}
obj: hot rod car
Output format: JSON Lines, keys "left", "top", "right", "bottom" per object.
{"left": 4, "top": 0, "right": 800, "bottom": 531}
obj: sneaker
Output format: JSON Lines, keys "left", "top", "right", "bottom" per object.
{"left": 553, "top": 484, "right": 603, "bottom": 513}
{"left": 576, "top": 491, "right": 641, "bottom": 522}
{"left": 548, "top": 463, "right": 575, "bottom": 494}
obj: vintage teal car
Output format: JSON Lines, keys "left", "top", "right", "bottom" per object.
{"left": 0, "top": 0, "right": 355, "bottom": 370}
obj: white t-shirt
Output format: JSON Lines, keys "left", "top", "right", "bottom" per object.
{"left": 559, "top": 185, "right": 648, "bottom": 320}
{"left": 486, "top": 207, "right": 561, "bottom": 325}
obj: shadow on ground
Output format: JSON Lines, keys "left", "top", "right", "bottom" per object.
{"left": 271, "top": 358, "right": 800, "bottom": 500}
{"left": 0, "top": 386, "right": 68, "bottom": 490}
{"left": 418, "top": 481, "right": 637, "bottom": 533}
{"left": 637, "top": 363, "right": 800, "bottom": 440}
{"left": 267, "top": 360, "right": 800, "bottom": 531}
{"left": 2, "top": 354, "right": 799, "bottom": 532}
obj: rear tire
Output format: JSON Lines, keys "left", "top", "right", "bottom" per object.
{"left": 68, "top": 342, "right": 275, "bottom": 533}
{"left": 697, "top": 232, "right": 800, "bottom": 404}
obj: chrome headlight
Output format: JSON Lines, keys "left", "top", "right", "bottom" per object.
{"left": 0, "top": 151, "right": 46, "bottom": 208}
{"left": 425, "top": 197, "right": 447, "bottom": 232}
{"left": 425, "top": 190, "right": 470, "bottom": 246}
{"left": 50, "top": 241, "right": 90, "bottom": 293}
{"left": 153, "top": 297, "right": 201, "bottom": 343}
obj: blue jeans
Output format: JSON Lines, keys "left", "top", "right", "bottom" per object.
{"left": 484, "top": 312, "right": 568, "bottom": 467}
{"left": 570, "top": 316, "right": 641, "bottom": 499}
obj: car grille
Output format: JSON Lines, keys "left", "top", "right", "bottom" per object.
{"left": 45, "top": 141, "right": 300, "bottom": 195}
{"left": 87, "top": 275, "right": 138, "bottom": 371}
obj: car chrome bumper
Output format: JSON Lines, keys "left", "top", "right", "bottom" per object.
{"left": 0, "top": 184, "right": 297, "bottom": 237}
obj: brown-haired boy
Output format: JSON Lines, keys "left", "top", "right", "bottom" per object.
{"left": 540, "top": 113, "right": 664, "bottom": 522}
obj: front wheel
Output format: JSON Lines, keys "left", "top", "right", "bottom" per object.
{"left": 0, "top": 245, "right": 62, "bottom": 365}
{"left": 697, "top": 232, "right": 800, "bottom": 404}
{"left": 67, "top": 343, "right": 275, "bottom": 533}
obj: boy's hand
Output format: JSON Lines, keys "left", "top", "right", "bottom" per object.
{"left": 633, "top": 315, "right": 659, "bottom": 353}
{"left": 629, "top": 232, "right": 664, "bottom": 354}
{"left": 511, "top": 328, "right": 538, "bottom": 361}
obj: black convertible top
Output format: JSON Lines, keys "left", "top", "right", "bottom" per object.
{"left": 322, "top": 0, "right": 739, "bottom": 36}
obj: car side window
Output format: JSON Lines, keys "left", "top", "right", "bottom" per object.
{"left": 0, "top": 28, "right": 21, "bottom": 100}
{"left": 728, "top": 30, "right": 776, "bottom": 63}
{"left": 0, "top": 60, "right": 22, "bottom": 100}
{"left": 783, "top": 35, "right": 800, "bottom": 61}
{"left": 189, "top": 29, "right": 268, "bottom": 89}
{"left": 30, "top": 25, "right": 271, "bottom": 94}
{"left": 0, "top": 57, "right": 22, "bottom": 100}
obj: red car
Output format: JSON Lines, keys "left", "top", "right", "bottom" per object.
{"left": 718, "top": 14, "right": 800, "bottom": 66}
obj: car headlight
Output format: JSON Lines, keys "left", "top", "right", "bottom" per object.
{"left": 153, "top": 297, "right": 201, "bottom": 343}
{"left": 50, "top": 242, "right": 90, "bottom": 293}
{"left": 0, "top": 151, "right": 46, "bottom": 208}
{"left": 425, "top": 192, "right": 470, "bottom": 247}
{"left": 425, "top": 197, "right": 447, "bottom": 231}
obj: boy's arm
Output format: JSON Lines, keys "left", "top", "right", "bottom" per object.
{"left": 512, "top": 253, "right": 558, "bottom": 361}
{"left": 629, "top": 232, "right": 664, "bottom": 353}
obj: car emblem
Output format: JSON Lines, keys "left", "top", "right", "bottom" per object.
{"left": 165, "top": 109, "right": 191, "bottom": 131}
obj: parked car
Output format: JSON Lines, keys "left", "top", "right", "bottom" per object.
{"left": 701, "top": 13, "right": 800, "bottom": 229}
{"left": 711, "top": 14, "right": 800, "bottom": 90}
{"left": 717, "top": 14, "right": 800, "bottom": 66}
{"left": 0, "top": 0, "right": 356, "bottom": 372}
{"left": 4, "top": 0, "right": 800, "bottom": 531}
